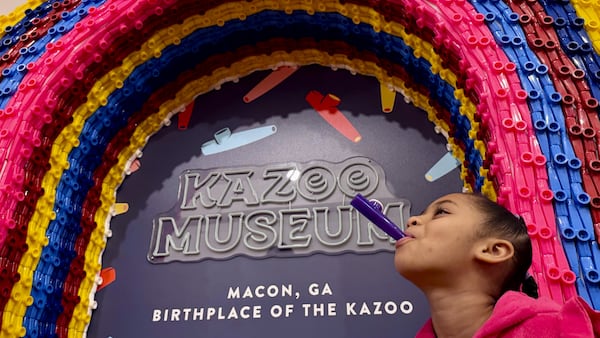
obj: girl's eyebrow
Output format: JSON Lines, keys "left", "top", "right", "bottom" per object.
{"left": 418, "top": 199, "right": 458, "bottom": 215}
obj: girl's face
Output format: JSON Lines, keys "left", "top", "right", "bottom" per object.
{"left": 394, "top": 193, "right": 488, "bottom": 287}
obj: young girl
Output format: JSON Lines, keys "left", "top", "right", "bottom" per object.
{"left": 394, "top": 192, "right": 600, "bottom": 337}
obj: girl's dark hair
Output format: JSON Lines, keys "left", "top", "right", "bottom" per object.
{"left": 466, "top": 193, "right": 539, "bottom": 299}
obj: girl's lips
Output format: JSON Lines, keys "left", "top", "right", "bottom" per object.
{"left": 395, "top": 236, "right": 414, "bottom": 248}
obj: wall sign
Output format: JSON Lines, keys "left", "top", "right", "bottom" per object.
{"left": 149, "top": 157, "right": 409, "bottom": 263}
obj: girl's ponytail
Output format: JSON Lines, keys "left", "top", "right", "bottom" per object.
{"left": 521, "top": 273, "right": 539, "bottom": 299}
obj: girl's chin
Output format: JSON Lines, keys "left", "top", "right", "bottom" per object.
{"left": 394, "top": 260, "right": 430, "bottom": 280}
{"left": 393, "top": 260, "right": 414, "bottom": 277}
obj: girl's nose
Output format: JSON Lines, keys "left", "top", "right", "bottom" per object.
{"left": 406, "top": 215, "right": 420, "bottom": 228}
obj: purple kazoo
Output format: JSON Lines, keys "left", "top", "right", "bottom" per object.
{"left": 350, "top": 194, "right": 409, "bottom": 240}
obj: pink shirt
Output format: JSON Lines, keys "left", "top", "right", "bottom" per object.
{"left": 415, "top": 291, "right": 600, "bottom": 337}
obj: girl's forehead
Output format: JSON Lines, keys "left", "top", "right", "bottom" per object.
{"left": 430, "top": 193, "right": 484, "bottom": 213}
{"left": 431, "top": 193, "right": 470, "bottom": 206}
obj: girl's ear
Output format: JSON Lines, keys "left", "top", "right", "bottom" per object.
{"left": 474, "top": 238, "right": 514, "bottom": 264}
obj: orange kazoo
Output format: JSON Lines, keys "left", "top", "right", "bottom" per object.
{"left": 96, "top": 267, "right": 116, "bottom": 292}
{"left": 244, "top": 66, "right": 299, "bottom": 103}
{"left": 306, "top": 90, "right": 362, "bottom": 143}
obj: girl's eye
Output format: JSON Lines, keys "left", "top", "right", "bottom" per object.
{"left": 434, "top": 208, "right": 448, "bottom": 216}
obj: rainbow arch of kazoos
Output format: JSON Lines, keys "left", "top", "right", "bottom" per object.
{"left": 0, "top": 0, "right": 598, "bottom": 336}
